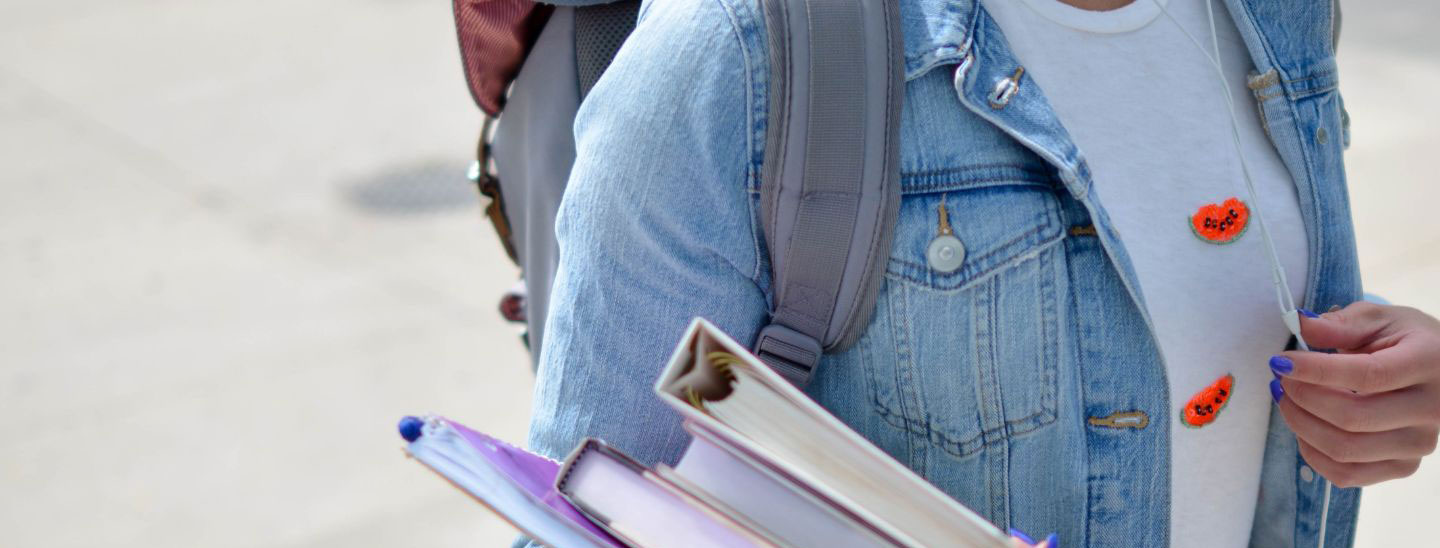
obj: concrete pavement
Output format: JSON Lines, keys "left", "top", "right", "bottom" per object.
{"left": 0, "top": 1, "right": 1435, "bottom": 546}
{"left": 1, "top": 1, "right": 532, "bottom": 546}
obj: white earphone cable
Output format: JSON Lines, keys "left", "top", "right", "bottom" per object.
{"left": 1149, "top": 1, "right": 1330, "bottom": 545}
{"left": 1152, "top": 0, "right": 1309, "bottom": 351}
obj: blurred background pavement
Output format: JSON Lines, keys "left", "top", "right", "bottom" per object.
{"left": 0, "top": 1, "right": 1435, "bottom": 547}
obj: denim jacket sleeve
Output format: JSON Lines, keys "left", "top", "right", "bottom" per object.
{"left": 525, "top": 0, "right": 770, "bottom": 466}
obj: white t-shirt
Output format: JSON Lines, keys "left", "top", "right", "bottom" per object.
{"left": 980, "top": 0, "right": 1310, "bottom": 545}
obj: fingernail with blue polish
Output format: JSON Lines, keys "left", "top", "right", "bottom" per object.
{"left": 1269, "top": 355, "right": 1293, "bottom": 375}
{"left": 1299, "top": 308, "right": 1320, "bottom": 319}
{"left": 1008, "top": 528, "right": 1035, "bottom": 544}
{"left": 1045, "top": 533, "right": 1059, "bottom": 548}
{"left": 1270, "top": 378, "right": 1285, "bottom": 403}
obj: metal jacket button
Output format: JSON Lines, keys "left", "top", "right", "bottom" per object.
{"left": 927, "top": 234, "right": 965, "bottom": 273}
{"left": 928, "top": 197, "right": 965, "bottom": 273}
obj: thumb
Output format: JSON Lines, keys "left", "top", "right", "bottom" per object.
{"left": 1299, "top": 302, "right": 1391, "bottom": 351}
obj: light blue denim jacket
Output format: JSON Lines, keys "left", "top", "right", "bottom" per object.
{"left": 527, "top": 1, "right": 1360, "bottom": 545}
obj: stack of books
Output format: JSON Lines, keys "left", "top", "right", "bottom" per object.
{"left": 400, "top": 318, "right": 1012, "bottom": 547}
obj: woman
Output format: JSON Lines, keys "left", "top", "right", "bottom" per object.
{"left": 525, "top": 0, "right": 1440, "bottom": 545}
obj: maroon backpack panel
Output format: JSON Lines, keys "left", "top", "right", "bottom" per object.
{"left": 453, "top": 0, "right": 554, "bottom": 116}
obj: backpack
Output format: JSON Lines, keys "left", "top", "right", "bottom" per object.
{"left": 453, "top": 0, "right": 904, "bottom": 387}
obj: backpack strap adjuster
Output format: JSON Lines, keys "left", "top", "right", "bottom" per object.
{"left": 754, "top": 323, "right": 823, "bottom": 387}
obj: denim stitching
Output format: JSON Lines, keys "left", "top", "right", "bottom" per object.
{"left": 901, "top": 163, "right": 1053, "bottom": 190}
{"left": 897, "top": 280, "right": 936, "bottom": 461}
{"left": 889, "top": 233, "right": 1065, "bottom": 295}
{"left": 871, "top": 249, "right": 1063, "bottom": 458}
{"left": 1252, "top": 65, "right": 1339, "bottom": 101}
{"left": 974, "top": 276, "right": 1002, "bottom": 441}
{"left": 874, "top": 279, "right": 904, "bottom": 429}
{"left": 1285, "top": 70, "right": 1336, "bottom": 84}
{"left": 888, "top": 209, "right": 1063, "bottom": 292}
{"left": 714, "top": 0, "right": 767, "bottom": 286}
{"left": 896, "top": 282, "right": 925, "bottom": 439}
{"left": 1038, "top": 245, "right": 1059, "bottom": 419}
{"left": 903, "top": 162, "right": 1051, "bottom": 179}
{"left": 903, "top": 176, "right": 1054, "bottom": 194}
{"left": 1283, "top": 81, "right": 1329, "bottom": 298}
{"left": 901, "top": 1, "right": 978, "bottom": 81}
{"left": 855, "top": 300, "right": 888, "bottom": 431}
{"left": 1283, "top": 70, "right": 1339, "bottom": 98}
{"left": 715, "top": 0, "right": 766, "bottom": 193}
{"left": 874, "top": 405, "right": 1057, "bottom": 458}
{"left": 1288, "top": 85, "right": 1337, "bottom": 100}
{"left": 872, "top": 281, "right": 909, "bottom": 432}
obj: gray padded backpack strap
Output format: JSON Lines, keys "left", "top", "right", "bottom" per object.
{"left": 755, "top": 0, "right": 904, "bottom": 386}
{"left": 574, "top": 1, "right": 641, "bottom": 99}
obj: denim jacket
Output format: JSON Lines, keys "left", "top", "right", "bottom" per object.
{"left": 527, "top": 1, "right": 1360, "bottom": 545}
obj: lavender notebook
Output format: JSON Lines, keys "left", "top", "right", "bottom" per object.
{"left": 400, "top": 415, "right": 625, "bottom": 548}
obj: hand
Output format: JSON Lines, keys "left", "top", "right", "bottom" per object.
{"left": 1270, "top": 301, "right": 1440, "bottom": 487}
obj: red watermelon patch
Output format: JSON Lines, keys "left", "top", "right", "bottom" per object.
{"left": 1190, "top": 198, "right": 1250, "bottom": 244}
{"left": 1181, "top": 374, "right": 1234, "bottom": 428}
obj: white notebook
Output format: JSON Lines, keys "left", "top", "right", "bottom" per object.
{"left": 654, "top": 318, "right": 1012, "bottom": 548}
{"left": 666, "top": 421, "right": 898, "bottom": 548}
{"left": 555, "top": 438, "right": 778, "bottom": 548}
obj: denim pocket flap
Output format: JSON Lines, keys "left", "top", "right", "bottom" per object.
{"left": 887, "top": 180, "right": 1064, "bottom": 292}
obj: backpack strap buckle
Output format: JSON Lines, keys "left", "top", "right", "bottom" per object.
{"left": 754, "top": 323, "right": 823, "bottom": 387}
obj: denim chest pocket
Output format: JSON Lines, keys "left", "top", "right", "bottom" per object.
{"left": 864, "top": 173, "right": 1067, "bottom": 458}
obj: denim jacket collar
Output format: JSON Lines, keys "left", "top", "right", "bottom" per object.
{"left": 901, "top": 0, "right": 978, "bottom": 80}
{"left": 902, "top": 0, "right": 1341, "bottom": 88}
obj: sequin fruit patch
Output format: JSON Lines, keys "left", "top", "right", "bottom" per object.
{"left": 1180, "top": 374, "right": 1235, "bottom": 428}
{"left": 1189, "top": 198, "right": 1250, "bottom": 244}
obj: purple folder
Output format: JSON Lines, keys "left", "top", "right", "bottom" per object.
{"left": 400, "top": 415, "right": 625, "bottom": 547}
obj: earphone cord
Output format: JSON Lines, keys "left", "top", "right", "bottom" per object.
{"left": 1150, "top": 0, "right": 1330, "bottom": 545}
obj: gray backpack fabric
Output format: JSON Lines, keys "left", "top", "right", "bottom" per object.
{"left": 488, "top": 5, "right": 584, "bottom": 359}
{"left": 479, "top": 0, "right": 904, "bottom": 387}
{"left": 752, "top": 0, "right": 904, "bottom": 385}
